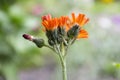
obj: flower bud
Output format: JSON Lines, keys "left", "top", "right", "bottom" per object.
{"left": 67, "top": 25, "right": 80, "bottom": 39}
{"left": 23, "top": 34, "right": 33, "bottom": 41}
{"left": 23, "top": 34, "right": 44, "bottom": 48}
{"left": 32, "top": 38, "right": 44, "bottom": 48}
{"left": 48, "top": 39, "right": 55, "bottom": 46}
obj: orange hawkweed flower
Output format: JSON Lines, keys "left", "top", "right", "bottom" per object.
{"left": 71, "top": 13, "right": 89, "bottom": 27}
{"left": 42, "top": 15, "right": 69, "bottom": 31}
{"left": 42, "top": 17, "right": 59, "bottom": 30}
{"left": 67, "top": 13, "right": 89, "bottom": 39}
{"left": 58, "top": 16, "right": 69, "bottom": 27}
{"left": 41, "top": 13, "right": 89, "bottom": 46}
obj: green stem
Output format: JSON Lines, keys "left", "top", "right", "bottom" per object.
{"left": 45, "top": 44, "right": 67, "bottom": 80}
{"left": 57, "top": 45, "right": 67, "bottom": 80}
{"left": 59, "top": 54, "right": 67, "bottom": 80}
{"left": 44, "top": 44, "right": 55, "bottom": 52}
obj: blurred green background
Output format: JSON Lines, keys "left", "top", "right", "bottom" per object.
{"left": 0, "top": 0, "right": 120, "bottom": 80}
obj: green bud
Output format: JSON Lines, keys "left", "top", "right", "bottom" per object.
{"left": 33, "top": 38, "right": 44, "bottom": 48}
{"left": 67, "top": 25, "right": 80, "bottom": 39}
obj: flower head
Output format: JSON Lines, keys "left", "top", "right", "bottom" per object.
{"left": 42, "top": 17, "right": 58, "bottom": 30}
{"left": 42, "top": 14, "right": 69, "bottom": 31}
{"left": 41, "top": 13, "right": 89, "bottom": 46}
{"left": 58, "top": 16, "right": 69, "bottom": 27}
{"left": 67, "top": 13, "right": 89, "bottom": 39}
{"left": 71, "top": 13, "right": 89, "bottom": 27}
{"left": 42, "top": 14, "right": 58, "bottom": 33}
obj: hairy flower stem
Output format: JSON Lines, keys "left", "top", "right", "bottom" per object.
{"left": 45, "top": 44, "right": 67, "bottom": 80}
{"left": 56, "top": 45, "right": 67, "bottom": 80}
{"left": 59, "top": 54, "right": 67, "bottom": 80}
{"left": 44, "top": 44, "right": 55, "bottom": 52}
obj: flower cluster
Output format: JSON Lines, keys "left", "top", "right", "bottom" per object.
{"left": 23, "top": 12, "right": 89, "bottom": 80}
{"left": 23, "top": 12, "right": 89, "bottom": 54}
{"left": 42, "top": 13, "right": 89, "bottom": 47}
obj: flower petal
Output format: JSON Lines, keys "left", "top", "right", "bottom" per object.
{"left": 77, "top": 29, "right": 88, "bottom": 39}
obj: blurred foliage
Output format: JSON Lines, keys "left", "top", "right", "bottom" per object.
{"left": 0, "top": 0, "right": 120, "bottom": 80}
{"left": 0, "top": 0, "right": 16, "bottom": 10}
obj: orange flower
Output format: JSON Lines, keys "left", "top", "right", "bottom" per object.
{"left": 68, "top": 13, "right": 89, "bottom": 39}
{"left": 58, "top": 16, "right": 69, "bottom": 27}
{"left": 77, "top": 29, "right": 88, "bottom": 38}
{"left": 41, "top": 13, "right": 89, "bottom": 43}
{"left": 42, "top": 15, "right": 69, "bottom": 31}
{"left": 42, "top": 15, "right": 59, "bottom": 30}
{"left": 42, "top": 14, "right": 51, "bottom": 21}
{"left": 71, "top": 13, "right": 89, "bottom": 27}
{"left": 24, "top": 13, "right": 89, "bottom": 48}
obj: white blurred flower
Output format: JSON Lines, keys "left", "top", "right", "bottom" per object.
{"left": 97, "top": 17, "right": 112, "bottom": 29}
